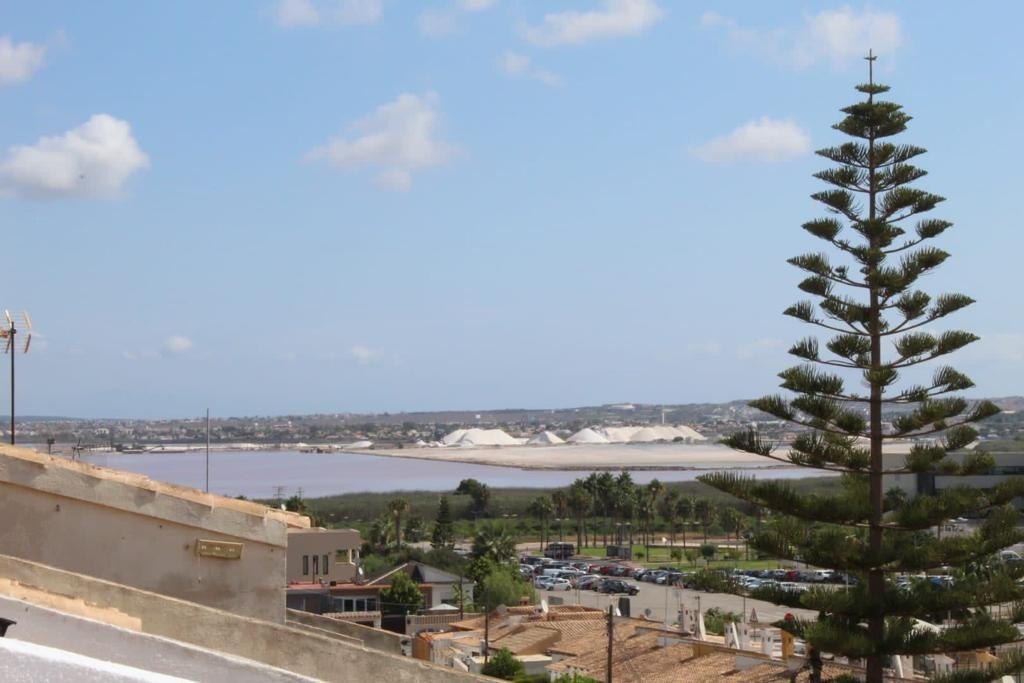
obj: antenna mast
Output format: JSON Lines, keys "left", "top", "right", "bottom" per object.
{"left": 2, "top": 310, "right": 33, "bottom": 445}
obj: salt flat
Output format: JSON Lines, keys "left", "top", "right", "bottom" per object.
{"left": 365, "top": 442, "right": 776, "bottom": 471}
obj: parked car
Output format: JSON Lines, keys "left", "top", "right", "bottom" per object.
{"left": 544, "top": 578, "right": 573, "bottom": 591}
{"left": 600, "top": 579, "right": 640, "bottom": 596}
{"left": 577, "top": 575, "right": 603, "bottom": 590}
{"left": 533, "top": 576, "right": 554, "bottom": 590}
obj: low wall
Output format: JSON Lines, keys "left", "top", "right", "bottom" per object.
{"left": 0, "top": 555, "right": 485, "bottom": 683}
{"left": 0, "top": 595, "right": 311, "bottom": 682}
{"left": 286, "top": 608, "right": 402, "bottom": 654}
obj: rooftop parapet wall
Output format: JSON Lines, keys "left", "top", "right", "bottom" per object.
{"left": 0, "top": 445, "right": 309, "bottom": 539}
{"left": 0, "top": 445, "right": 306, "bottom": 622}
{"left": 0, "top": 554, "right": 485, "bottom": 682}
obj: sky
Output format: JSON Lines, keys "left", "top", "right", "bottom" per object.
{"left": 2, "top": 1, "right": 1022, "bottom": 419}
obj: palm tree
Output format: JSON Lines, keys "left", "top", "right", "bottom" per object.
{"left": 658, "top": 489, "right": 680, "bottom": 546}
{"left": 693, "top": 498, "right": 714, "bottom": 544}
{"left": 471, "top": 521, "right": 517, "bottom": 564}
{"left": 718, "top": 506, "right": 744, "bottom": 558}
{"left": 388, "top": 497, "right": 410, "bottom": 550}
{"left": 583, "top": 473, "right": 602, "bottom": 547}
{"left": 613, "top": 472, "right": 637, "bottom": 552}
{"left": 551, "top": 489, "right": 568, "bottom": 543}
{"left": 675, "top": 496, "right": 693, "bottom": 550}
{"left": 528, "top": 495, "right": 553, "bottom": 553}
{"left": 595, "top": 471, "right": 615, "bottom": 545}
{"left": 566, "top": 480, "right": 592, "bottom": 552}
{"left": 643, "top": 479, "right": 664, "bottom": 550}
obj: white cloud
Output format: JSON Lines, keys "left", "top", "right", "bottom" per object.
{"left": 684, "top": 341, "right": 722, "bottom": 357}
{"left": 351, "top": 345, "right": 382, "bottom": 364}
{"left": 275, "top": 0, "right": 382, "bottom": 27}
{"left": 692, "top": 117, "right": 810, "bottom": 163}
{"left": 165, "top": 336, "right": 193, "bottom": 354}
{"left": 0, "top": 35, "right": 47, "bottom": 85}
{"left": 531, "top": 69, "right": 563, "bottom": 87}
{"left": 0, "top": 114, "right": 149, "bottom": 199}
{"left": 501, "top": 51, "right": 530, "bottom": 76}
{"left": 736, "top": 338, "right": 785, "bottom": 360}
{"left": 418, "top": 0, "right": 497, "bottom": 38}
{"left": 499, "top": 51, "right": 563, "bottom": 86}
{"left": 519, "top": 0, "right": 663, "bottom": 47}
{"left": 977, "top": 333, "right": 1024, "bottom": 364}
{"left": 458, "top": 0, "right": 495, "bottom": 10}
{"left": 418, "top": 9, "right": 458, "bottom": 38}
{"left": 305, "top": 92, "right": 457, "bottom": 191}
{"left": 701, "top": 7, "right": 902, "bottom": 69}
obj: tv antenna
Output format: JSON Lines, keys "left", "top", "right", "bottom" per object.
{"left": 2, "top": 310, "right": 32, "bottom": 445}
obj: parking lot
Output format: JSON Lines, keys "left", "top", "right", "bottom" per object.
{"left": 525, "top": 556, "right": 826, "bottom": 626}
{"left": 535, "top": 579, "right": 818, "bottom": 625}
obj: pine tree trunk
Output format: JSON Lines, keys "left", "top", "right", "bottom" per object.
{"left": 865, "top": 96, "right": 885, "bottom": 683}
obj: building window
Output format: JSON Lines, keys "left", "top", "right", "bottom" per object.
{"left": 312, "top": 555, "right": 319, "bottom": 576}
{"left": 302, "top": 555, "right": 309, "bottom": 576}
{"left": 366, "top": 598, "right": 378, "bottom": 611}
{"left": 323, "top": 554, "right": 329, "bottom": 576}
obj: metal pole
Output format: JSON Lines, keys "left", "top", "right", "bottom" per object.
{"left": 607, "top": 604, "right": 614, "bottom": 683}
{"left": 484, "top": 610, "right": 489, "bottom": 666}
{"left": 205, "top": 408, "right": 211, "bottom": 493}
{"left": 9, "top": 324, "right": 15, "bottom": 445}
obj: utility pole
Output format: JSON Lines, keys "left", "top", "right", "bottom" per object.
{"left": 484, "top": 609, "right": 490, "bottom": 666}
{"left": 205, "top": 408, "right": 211, "bottom": 493}
{"left": 607, "top": 604, "right": 614, "bottom": 683}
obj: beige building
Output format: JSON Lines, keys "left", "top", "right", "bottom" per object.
{"left": 0, "top": 444, "right": 307, "bottom": 623}
{"left": 0, "top": 443, "right": 482, "bottom": 681}
{"left": 287, "top": 528, "right": 361, "bottom": 584}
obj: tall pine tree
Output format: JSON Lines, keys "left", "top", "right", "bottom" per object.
{"left": 699, "top": 54, "right": 1024, "bottom": 682}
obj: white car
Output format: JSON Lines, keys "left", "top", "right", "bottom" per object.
{"left": 533, "top": 576, "right": 554, "bottom": 590}
{"left": 543, "top": 578, "right": 573, "bottom": 591}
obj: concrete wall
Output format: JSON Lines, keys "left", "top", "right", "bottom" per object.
{"left": 286, "top": 608, "right": 404, "bottom": 654}
{"left": 286, "top": 528, "right": 360, "bottom": 583}
{"left": 0, "top": 445, "right": 304, "bottom": 623}
{"left": 0, "top": 554, "right": 485, "bottom": 682}
{"left": 0, "top": 595, "right": 315, "bottom": 682}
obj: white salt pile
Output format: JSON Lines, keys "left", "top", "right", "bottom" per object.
{"left": 443, "top": 428, "right": 520, "bottom": 447}
{"left": 527, "top": 430, "right": 565, "bottom": 446}
{"left": 568, "top": 427, "right": 610, "bottom": 444}
{"left": 347, "top": 440, "right": 373, "bottom": 449}
{"left": 442, "top": 429, "right": 468, "bottom": 445}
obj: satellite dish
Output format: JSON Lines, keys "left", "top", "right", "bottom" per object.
{"left": 540, "top": 599, "right": 549, "bottom": 614}
{"left": 614, "top": 606, "right": 622, "bottom": 617}
{"left": 644, "top": 608, "right": 653, "bottom": 619}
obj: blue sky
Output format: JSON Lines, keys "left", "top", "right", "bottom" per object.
{"left": 2, "top": 1, "right": 1022, "bottom": 418}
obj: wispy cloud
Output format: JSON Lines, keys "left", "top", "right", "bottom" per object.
{"left": 0, "top": 114, "right": 149, "bottom": 199}
{"left": 975, "top": 333, "right": 1024, "bottom": 364}
{"left": 305, "top": 92, "right": 457, "bottom": 191}
{"left": 499, "top": 51, "right": 563, "bottom": 86}
{"left": 165, "top": 335, "right": 193, "bottom": 354}
{"left": 736, "top": 338, "right": 784, "bottom": 360}
{"left": 519, "top": 0, "right": 663, "bottom": 47}
{"left": 351, "top": 345, "right": 382, "bottom": 364}
{"left": 692, "top": 117, "right": 810, "bottom": 163}
{"left": 701, "top": 7, "right": 902, "bottom": 69}
{"left": 0, "top": 35, "right": 47, "bottom": 85}
{"left": 417, "top": 0, "right": 498, "bottom": 38}
{"left": 275, "top": 0, "right": 382, "bottom": 28}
